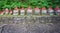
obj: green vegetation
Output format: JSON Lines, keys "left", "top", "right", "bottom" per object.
{"left": 0, "top": 0, "right": 60, "bottom": 10}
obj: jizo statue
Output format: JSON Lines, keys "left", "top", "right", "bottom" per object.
{"left": 0, "top": 11, "right": 4, "bottom": 15}
{"left": 10, "top": 10, "right": 12, "bottom": 15}
{"left": 55, "top": 6, "right": 60, "bottom": 15}
{"left": 20, "top": 7, "right": 25, "bottom": 15}
{"left": 27, "top": 6, "right": 32, "bottom": 15}
{"left": 5, "top": 8, "right": 9, "bottom": 15}
{"left": 42, "top": 7, "right": 47, "bottom": 15}
{"left": 48, "top": 6, "right": 54, "bottom": 15}
{"left": 35, "top": 6, "right": 40, "bottom": 15}
{"left": 13, "top": 6, "right": 19, "bottom": 15}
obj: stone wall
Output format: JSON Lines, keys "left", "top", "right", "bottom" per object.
{"left": 0, "top": 16, "right": 60, "bottom": 33}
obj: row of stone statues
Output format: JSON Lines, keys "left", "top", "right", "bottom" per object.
{"left": 0, "top": 6, "right": 60, "bottom": 15}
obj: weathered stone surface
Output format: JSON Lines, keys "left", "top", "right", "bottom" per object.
{"left": 0, "top": 16, "right": 60, "bottom": 33}
{"left": 0, "top": 23, "right": 60, "bottom": 33}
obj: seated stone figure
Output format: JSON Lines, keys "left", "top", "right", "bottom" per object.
{"left": 55, "top": 6, "right": 60, "bottom": 15}
{"left": 48, "top": 6, "right": 54, "bottom": 15}
{"left": 5, "top": 8, "right": 9, "bottom": 15}
{"left": 42, "top": 7, "right": 47, "bottom": 15}
{"left": 0, "top": 11, "right": 4, "bottom": 15}
{"left": 27, "top": 6, "right": 32, "bottom": 15}
{"left": 10, "top": 10, "right": 13, "bottom": 15}
{"left": 35, "top": 6, "right": 40, "bottom": 15}
{"left": 20, "top": 7, "right": 25, "bottom": 15}
{"left": 13, "top": 7, "right": 19, "bottom": 15}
